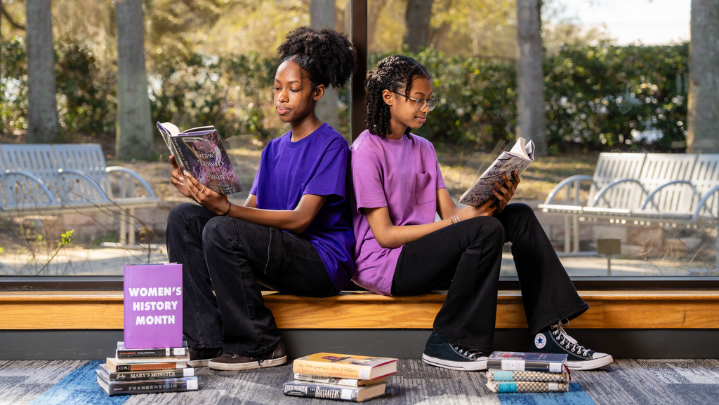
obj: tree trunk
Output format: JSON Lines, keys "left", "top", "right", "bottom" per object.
{"left": 25, "top": 0, "right": 59, "bottom": 143}
{"left": 115, "top": 0, "right": 153, "bottom": 161}
{"left": 516, "top": 0, "right": 547, "bottom": 156}
{"left": 403, "top": 0, "right": 434, "bottom": 52}
{"left": 687, "top": 0, "right": 719, "bottom": 153}
{"left": 310, "top": 0, "right": 342, "bottom": 137}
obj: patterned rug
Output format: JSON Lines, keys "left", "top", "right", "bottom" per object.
{"left": 1, "top": 359, "right": 718, "bottom": 405}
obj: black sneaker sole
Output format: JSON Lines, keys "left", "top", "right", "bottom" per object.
{"left": 208, "top": 356, "right": 287, "bottom": 371}
{"left": 422, "top": 353, "right": 488, "bottom": 371}
{"left": 567, "top": 354, "right": 614, "bottom": 370}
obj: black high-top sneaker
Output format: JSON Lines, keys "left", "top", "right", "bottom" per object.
{"left": 533, "top": 321, "right": 613, "bottom": 370}
{"left": 422, "top": 331, "right": 488, "bottom": 371}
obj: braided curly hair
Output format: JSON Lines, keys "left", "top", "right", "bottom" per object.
{"left": 277, "top": 27, "right": 356, "bottom": 95}
{"left": 365, "top": 55, "right": 431, "bottom": 139}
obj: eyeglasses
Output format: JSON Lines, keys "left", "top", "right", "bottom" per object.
{"left": 390, "top": 91, "right": 439, "bottom": 112}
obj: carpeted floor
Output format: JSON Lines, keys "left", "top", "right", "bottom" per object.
{"left": 1, "top": 359, "right": 719, "bottom": 405}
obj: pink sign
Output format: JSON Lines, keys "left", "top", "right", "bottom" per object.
{"left": 123, "top": 263, "right": 183, "bottom": 349}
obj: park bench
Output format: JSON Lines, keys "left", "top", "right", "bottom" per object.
{"left": 0, "top": 144, "right": 158, "bottom": 245}
{"left": 539, "top": 152, "right": 719, "bottom": 267}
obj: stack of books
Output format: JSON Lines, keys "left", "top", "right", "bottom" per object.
{"left": 283, "top": 353, "right": 398, "bottom": 402}
{"left": 96, "top": 341, "right": 198, "bottom": 396}
{"left": 485, "top": 351, "right": 570, "bottom": 393}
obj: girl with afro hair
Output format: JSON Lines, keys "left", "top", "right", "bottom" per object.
{"left": 166, "top": 27, "right": 356, "bottom": 371}
{"left": 350, "top": 55, "right": 612, "bottom": 372}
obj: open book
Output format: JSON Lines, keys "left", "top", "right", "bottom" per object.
{"left": 458, "top": 137, "right": 535, "bottom": 207}
{"left": 157, "top": 122, "right": 242, "bottom": 195}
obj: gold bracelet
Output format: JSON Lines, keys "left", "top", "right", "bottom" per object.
{"left": 220, "top": 201, "right": 232, "bottom": 216}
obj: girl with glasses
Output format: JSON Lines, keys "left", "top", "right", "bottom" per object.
{"left": 166, "top": 27, "right": 356, "bottom": 371}
{"left": 350, "top": 55, "right": 612, "bottom": 371}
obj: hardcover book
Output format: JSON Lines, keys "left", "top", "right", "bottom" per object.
{"left": 98, "top": 364, "right": 194, "bottom": 381}
{"left": 157, "top": 122, "right": 242, "bottom": 195}
{"left": 96, "top": 374, "right": 198, "bottom": 396}
{"left": 459, "top": 137, "right": 534, "bottom": 207}
{"left": 487, "top": 352, "right": 568, "bottom": 373}
{"left": 123, "top": 263, "right": 183, "bottom": 350}
{"left": 486, "top": 370, "right": 569, "bottom": 383}
{"left": 283, "top": 380, "right": 386, "bottom": 402}
{"left": 293, "top": 353, "right": 398, "bottom": 380}
{"left": 106, "top": 357, "right": 188, "bottom": 373}
{"left": 293, "top": 374, "right": 387, "bottom": 387}
{"left": 486, "top": 381, "right": 569, "bottom": 393}
{"left": 116, "top": 341, "right": 188, "bottom": 358}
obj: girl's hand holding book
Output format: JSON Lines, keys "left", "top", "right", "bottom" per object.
{"left": 491, "top": 170, "right": 520, "bottom": 214}
{"left": 183, "top": 172, "right": 231, "bottom": 216}
{"left": 169, "top": 155, "right": 197, "bottom": 202}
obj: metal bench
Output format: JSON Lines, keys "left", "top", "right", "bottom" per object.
{"left": 538, "top": 152, "right": 646, "bottom": 252}
{"left": 540, "top": 152, "right": 719, "bottom": 268}
{"left": 0, "top": 144, "right": 158, "bottom": 245}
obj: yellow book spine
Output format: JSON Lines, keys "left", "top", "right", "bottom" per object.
{"left": 293, "top": 362, "right": 364, "bottom": 379}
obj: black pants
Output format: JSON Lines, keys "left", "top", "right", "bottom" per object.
{"left": 391, "top": 203, "right": 588, "bottom": 353}
{"left": 166, "top": 203, "right": 336, "bottom": 356}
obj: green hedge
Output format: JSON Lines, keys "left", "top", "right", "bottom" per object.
{"left": 1, "top": 37, "right": 688, "bottom": 152}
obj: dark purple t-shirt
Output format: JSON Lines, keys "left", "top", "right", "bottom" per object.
{"left": 250, "top": 123, "right": 354, "bottom": 292}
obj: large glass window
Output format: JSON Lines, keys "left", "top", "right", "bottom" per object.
{"left": 1, "top": 0, "right": 716, "bottom": 283}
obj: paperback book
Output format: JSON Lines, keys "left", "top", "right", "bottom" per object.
{"left": 486, "top": 380, "right": 569, "bottom": 393}
{"left": 106, "top": 357, "right": 188, "bottom": 373}
{"left": 98, "top": 364, "right": 194, "bottom": 381}
{"left": 293, "top": 353, "right": 398, "bottom": 380}
{"left": 116, "top": 341, "right": 188, "bottom": 358}
{"left": 96, "top": 374, "right": 198, "bottom": 396}
{"left": 283, "top": 380, "right": 386, "bottom": 402}
{"left": 157, "top": 122, "right": 241, "bottom": 195}
{"left": 487, "top": 352, "right": 568, "bottom": 373}
{"left": 293, "top": 373, "right": 387, "bottom": 387}
{"left": 459, "top": 137, "right": 534, "bottom": 207}
{"left": 486, "top": 370, "right": 569, "bottom": 383}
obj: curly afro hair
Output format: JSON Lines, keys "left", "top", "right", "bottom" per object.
{"left": 365, "top": 55, "right": 431, "bottom": 139}
{"left": 277, "top": 27, "right": 356, "bottom": 93}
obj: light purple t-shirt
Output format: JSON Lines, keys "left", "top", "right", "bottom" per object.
{"left": 350, "top": 130, "right": 446, "bottom": 295}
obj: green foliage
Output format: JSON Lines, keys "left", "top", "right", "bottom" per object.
{"left": 0, "top": 33, "right": 690, "bottom": 151}
{"left": 544, "top": 43, "right": 689, "bottom": 151}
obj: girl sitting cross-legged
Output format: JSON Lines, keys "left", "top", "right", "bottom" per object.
{"left": 350, "top": 55, "right": 613, "bottom": 371}
{"left": 166, "top": 27, "right": 356, "bottom": 371}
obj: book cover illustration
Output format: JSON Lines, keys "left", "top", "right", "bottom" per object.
{"left": 459, "top": 137, "right": 535, "bottom": 207}
{"left": 293, "top": 353, "right": 398, "bottom": 380}
{"left": 156, "top": 122, "right": 241, "bottom": 195}
{"left": 123, "top": 263, "right": 183, "bottom": 350}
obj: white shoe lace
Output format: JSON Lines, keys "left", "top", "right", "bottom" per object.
{"left": 452, "top": 345, "right": 483, "bottom": 361}
{"left": 551, "top": 321, "right": 591, "bottom": 357}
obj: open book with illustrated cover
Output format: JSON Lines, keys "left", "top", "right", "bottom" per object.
{"left": 156, "top": 122, "right": 242, "bottom": 195}
{"left": 459, "top": 137, "right": 535, "bottom": 207}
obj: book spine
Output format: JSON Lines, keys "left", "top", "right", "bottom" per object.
{"left": 170, "top": 137, "right": 193, "bottom": 173}
{"left": 114, "top": 362, "right": 184, "bottom": 372}
{"left": 293, "top": 374, "right": 361, "bottom": 387}
{"left": 488, "top": 360, "right": 564, "bottom": 373}
{"left": 110, "top": 368, "right": 193, "bottom": 381}
{"left": 117, "top": 347, "right": 186, "bottom": 358}
{"left": 293, "top": 362, "right": 363, "bottom": 379}
{"left": 108, "top": 378, "right": 198, "bottom": 396}
{"left": 488, "top": 371, "right": 568, "bottom": 383}
{"left": 488, "top": 381, "right": 568, "bottom": 393}
{"left": 283, "top": 382, "right": 358, "bottom": 401}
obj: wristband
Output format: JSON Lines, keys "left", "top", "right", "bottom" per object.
{"left": 221, "top": 202, "right": 232, "bottom": 216}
